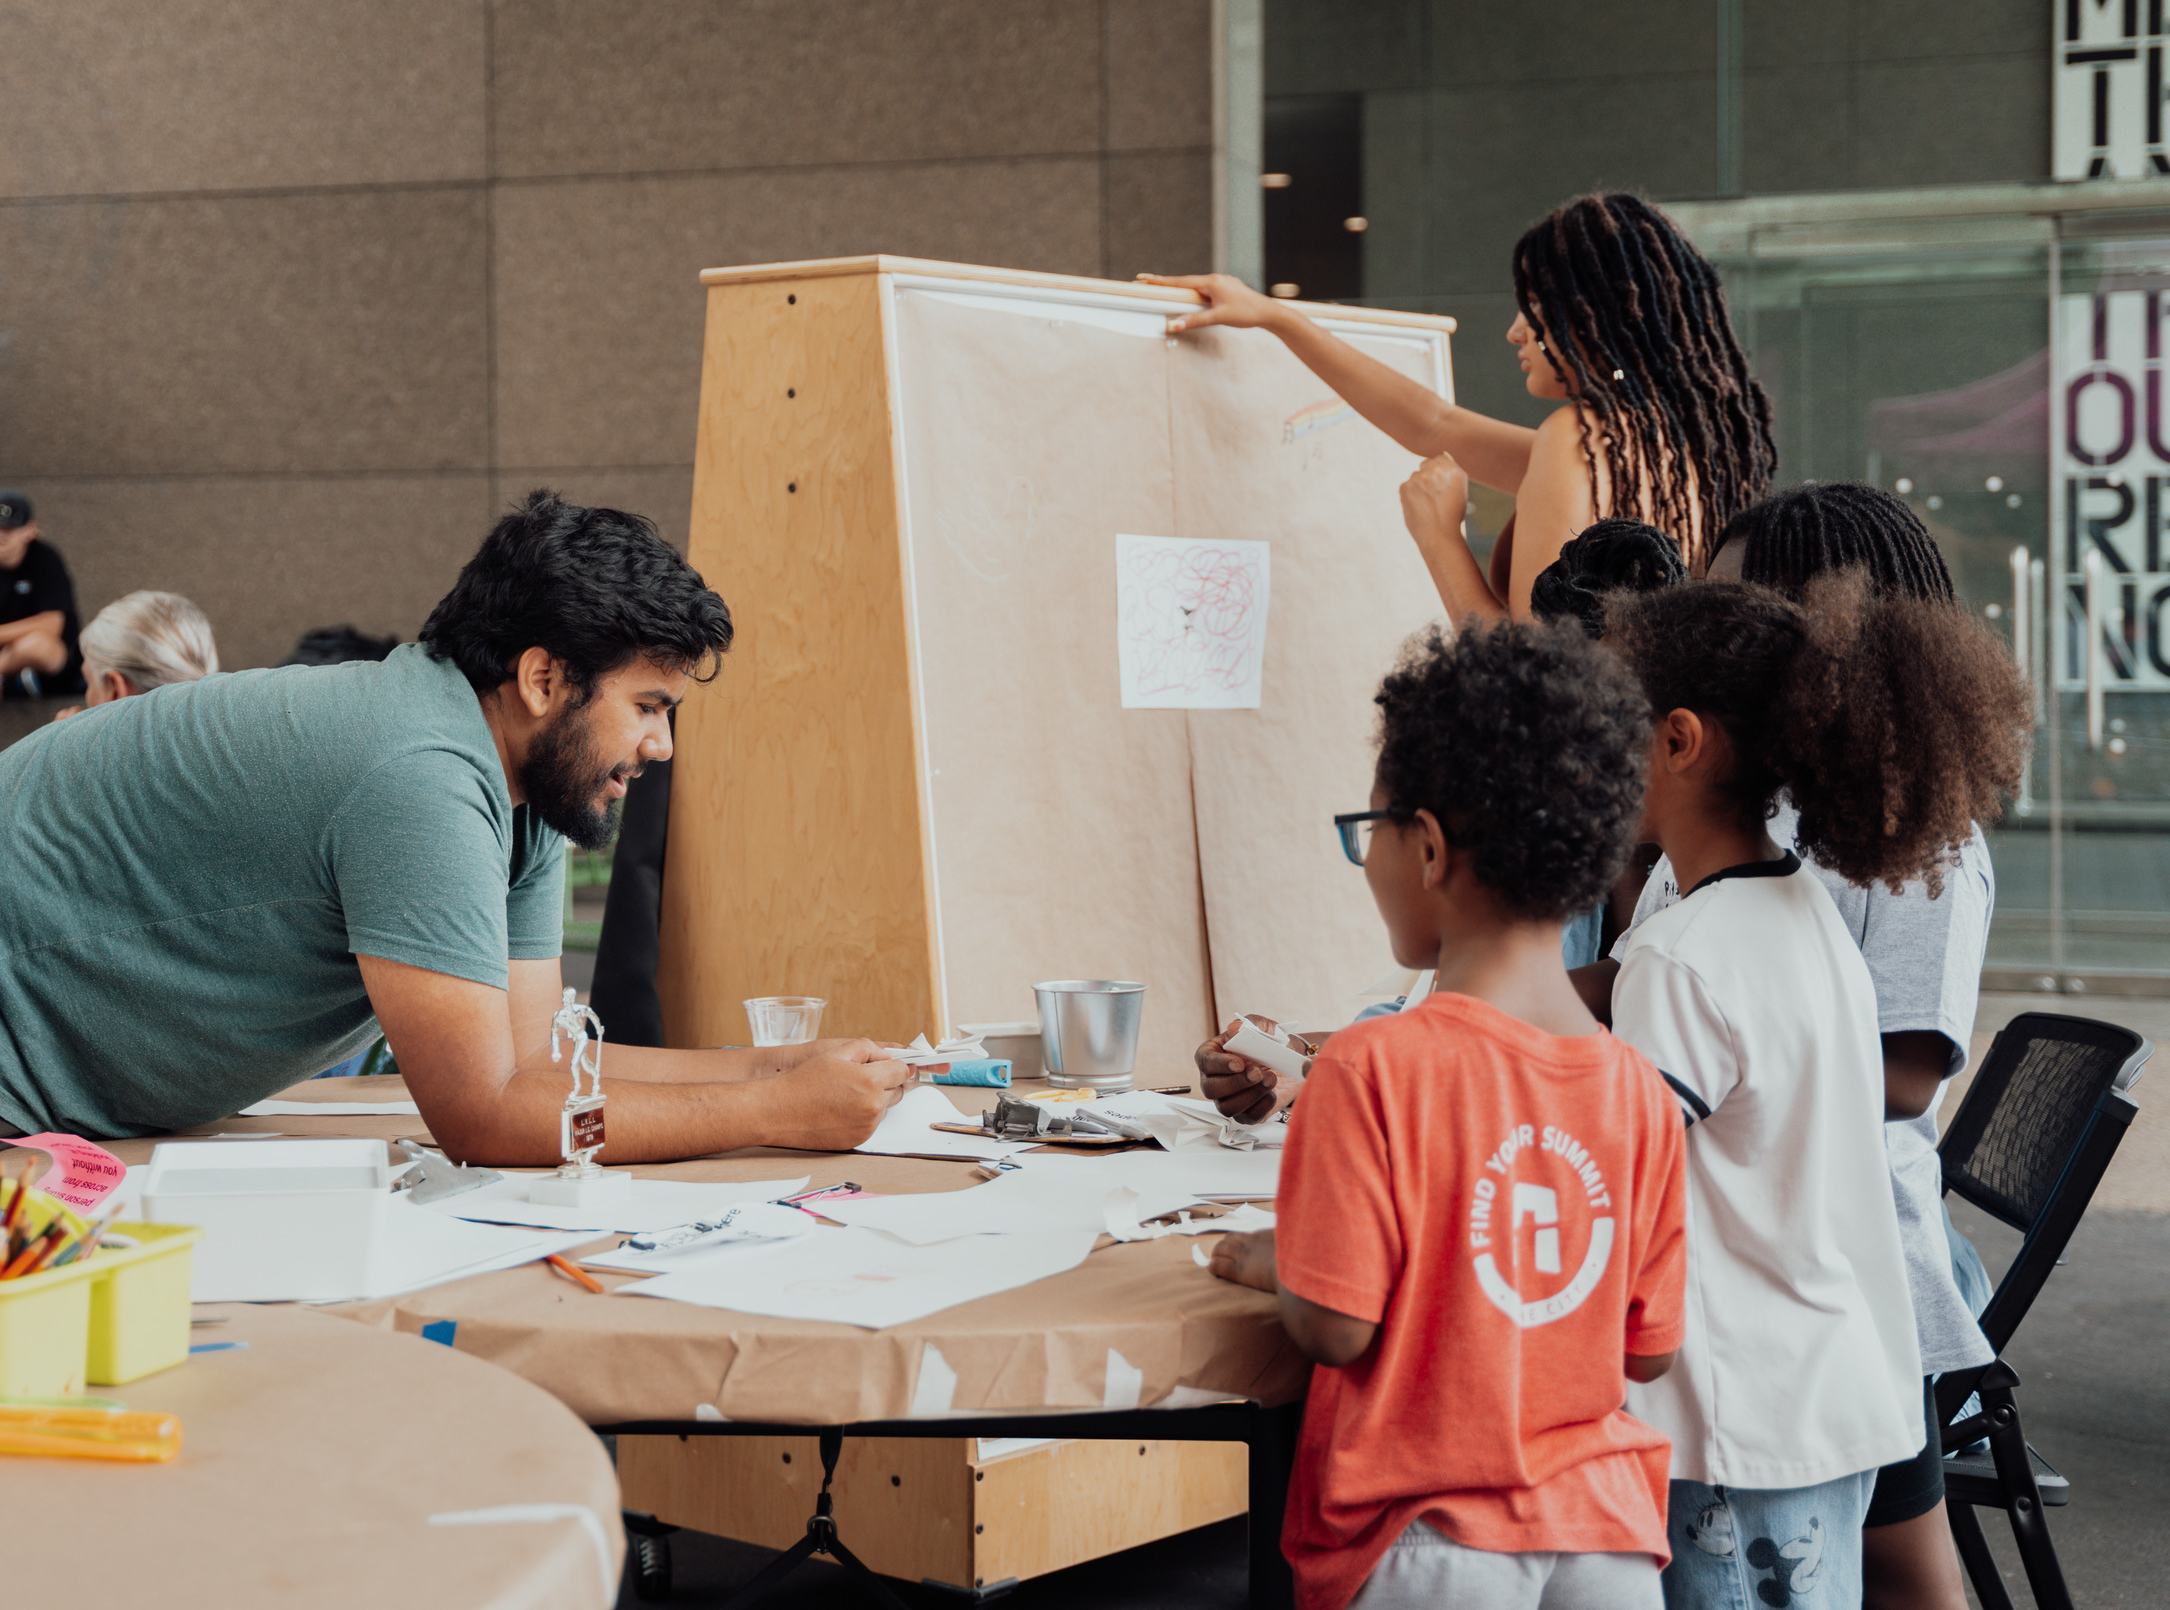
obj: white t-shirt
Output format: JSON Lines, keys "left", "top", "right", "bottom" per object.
{"left": 1614, "top": 855, "right": 1924, "bottom": 1488}
{"left": 1623, "top": 805, "right": 1996, "bottom": 1375}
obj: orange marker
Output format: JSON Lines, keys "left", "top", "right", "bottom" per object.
{"left": 544, "top": 1253, "right": 606, "bottom": 1295}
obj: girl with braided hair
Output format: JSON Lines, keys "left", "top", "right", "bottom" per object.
{"left": 1144, "top": 192, "right": 1774, "bottom": 622}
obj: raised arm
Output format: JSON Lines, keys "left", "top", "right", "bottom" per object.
{"left": 360, "top": 954, "right": 914, "bottom": 1166}
{"left": 1139, "top": 273, "right": 1539, "bottom": 494}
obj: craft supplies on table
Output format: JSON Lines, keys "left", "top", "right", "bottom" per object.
{"left": 0, "top": 1401, "right": 181, "bottom": 1463}
{"left": 0, "top": 1174, "right": 201, "bottom": 1393}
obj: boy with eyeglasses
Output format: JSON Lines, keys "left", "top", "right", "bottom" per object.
{"left": 1209, "top": 621, "right": 1686, "bottom": 1610}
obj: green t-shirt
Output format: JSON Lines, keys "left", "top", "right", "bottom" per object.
{"left": 0, "top": 644, "right": 564, "bottom": 1137}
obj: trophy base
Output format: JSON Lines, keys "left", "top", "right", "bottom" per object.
{"left": 528, "top": 1169, "right": 633, "bottom": 1206}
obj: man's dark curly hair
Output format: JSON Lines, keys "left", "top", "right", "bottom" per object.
{"left": 1529, "top": 518, "right": 1688, "bottom": 638}
{"left": 1605, "top": 577, "right": 2033, "bottom": 893}
{"left": 1712, "top": 481, "right": 1956, "bottom": 603}
{"left": 1373, "top": 622, "right": 1651, "bottom": 921}
{"left": 420, "top": 490, "right": 734, "bottom": 698}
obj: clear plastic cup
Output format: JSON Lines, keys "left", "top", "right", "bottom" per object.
{"left": 743, "top": 996, "right": 826, "bottom": 1046}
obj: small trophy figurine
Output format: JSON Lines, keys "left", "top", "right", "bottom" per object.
{"left": 528, "top": 987, "right": 633, "bottom": 1206}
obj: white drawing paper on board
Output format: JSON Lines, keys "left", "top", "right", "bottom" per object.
{"left": 622, "top": 1224, "right": 1100, "bottom": 1329}
{"left": 1114, "top": 533, "right": 1271, "bottom": 710}
{"left": 854, "top": 1085, "right": 1036, "bottom": 1162}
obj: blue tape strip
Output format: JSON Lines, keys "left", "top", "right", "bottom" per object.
{"left": 930, "top": 1058, "right": 1012, "bottom": 1088}
{"left": 420, "top": 1320, "right": 459, "bottom": 1348}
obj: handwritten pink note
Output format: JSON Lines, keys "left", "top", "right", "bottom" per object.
{"left": 3, "top": 1133, "right": 127, "bottom": 1213}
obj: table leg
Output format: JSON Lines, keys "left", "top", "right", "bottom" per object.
{"left": 1245, "top": 1401, "right": 1301, "bottom": 1610}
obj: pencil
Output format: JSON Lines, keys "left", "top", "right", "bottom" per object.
{"left": 543, "top": 1253, "right": 607, "bottom": 1294}
{"left": 0, "top": 1221, "right": 67, "bottom": 1280}
{"left": 0, "top": 1161, "right": 24, "bottom": 1236}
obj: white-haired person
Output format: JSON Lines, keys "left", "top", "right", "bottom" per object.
{"left": 57, "top": 590, "right": 220, "bottom": 716}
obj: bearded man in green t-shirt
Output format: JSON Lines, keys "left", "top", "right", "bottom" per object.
{"left": 0, "top": 490, "right": 912, "bottom": 1160}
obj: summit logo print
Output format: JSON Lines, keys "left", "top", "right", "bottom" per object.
{"left": 1468, "top": 1122, "right": 1614, "bottom": 1328}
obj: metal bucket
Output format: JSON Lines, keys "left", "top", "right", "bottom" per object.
{"left": 1032, "top": 980, "right": 1147, "bottom": 1091}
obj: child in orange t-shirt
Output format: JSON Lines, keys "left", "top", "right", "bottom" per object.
{"left": 1211, "top": 622, "right": 1688, "bottom": 1610}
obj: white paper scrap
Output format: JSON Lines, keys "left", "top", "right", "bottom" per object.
{"left": 854, "top": 1085, "right": 1035, "bottom": 1162}
{"left": 1089, "top": 1090, "right": 1287, "bottom": 1153}
{"left": 1102, "top": 1191, "right": 1277, "bottom": 1243}
{"left": 430, "top": 1175, "right": 810, "bottom": 1235}
{"left": 895, "top": 1033, "right": 989, "bottom": 1067}
{"left": 623, "top": 1224, "right": 1100, "bottom": 1329}
{"left": 1115, "top": 533, "right": 1271, "bottom": 710}
{"left": 1224, "top": 1019, "right": 1310, "bottom": 1083}
{"left": 240, "top": 1099, "right": 423, "bottom": 1116}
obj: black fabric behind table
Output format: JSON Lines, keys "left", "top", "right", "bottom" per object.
{"left": 589, "top": 752, "right": 671, "bottom": 1047}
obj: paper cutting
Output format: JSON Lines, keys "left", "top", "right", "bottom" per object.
{"left": 1115, "top": 533, "right": 1271, "bottom": 710}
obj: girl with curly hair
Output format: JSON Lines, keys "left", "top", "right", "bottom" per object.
{"left": 1630, "top": 482, "right": 1994, "bottom": 1610}
{"left": 1598, "top": 575, "right": 2031, "bottom": 1610}
{"left": 1144, "top": 193, "right": 1774, "bottom": 623}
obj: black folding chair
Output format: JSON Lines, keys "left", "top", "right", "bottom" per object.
{"left": 1934, "top": 1011, "right": 2151, "bottom": 1610}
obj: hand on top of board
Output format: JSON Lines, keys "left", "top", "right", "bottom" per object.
{"left": 1196, "top": 1015, "right": 1299, "bottom": 1126}
{"left": 1137, "top": 272, "right": 1287, "bottom": 336}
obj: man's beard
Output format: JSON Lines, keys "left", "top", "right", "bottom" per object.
{"left": 521, "top": 701, "right": 635, "bottom": 851}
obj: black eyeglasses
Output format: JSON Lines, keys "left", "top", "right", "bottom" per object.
{"left": 1333, "top": 809, "right": 1402, "bottom": 867}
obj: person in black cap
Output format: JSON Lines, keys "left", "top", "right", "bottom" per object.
{"left": 0, "top": 492, "right": 83, "bottom": 701}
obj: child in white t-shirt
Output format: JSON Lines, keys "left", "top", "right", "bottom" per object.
{"left": 1600, "top": 576, "right": 2032, "bottom": 1610}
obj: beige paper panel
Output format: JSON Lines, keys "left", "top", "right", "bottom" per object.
{"left": 889, "top": 288, "right": 1214, "bottom": 1079}
{"left": 1170, "top": 324, "right": 1451, "bottom": 1030}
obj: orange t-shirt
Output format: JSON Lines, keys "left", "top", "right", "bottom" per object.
{"left": 1275, "top": 992, "right": 1688, "bottom": 1610}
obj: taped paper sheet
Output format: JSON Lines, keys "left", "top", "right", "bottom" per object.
{"left": 432, "top": 1175, "right": 810, "bottom": 1235}
{"left": 623, "top": 1224, "right": 1100, "bottom": 1329}
{"left": 820, "top": 1152, "right": 1200, "bottom": 1246}
{"left": 1115, "top": 533, "right": 1271, "bottom": 709}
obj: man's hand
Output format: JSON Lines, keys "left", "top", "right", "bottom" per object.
{"left": 1196, "top": 1016, "right": 1294, "bottom": 1124}
{"left": 1400, "top": 451, "right": 1471, "bottom": 551}
{"left": 1208, "top": 1228, "right": 1278, "bottom": 1292}
{"left": 1137, "top": 272, "right": 1290, "bottom": 336}
{"left": 760, "top": 1043, "right": 916, "bottom": 1150}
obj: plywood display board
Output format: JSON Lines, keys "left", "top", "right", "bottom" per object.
{"left": 658, "top": 258, "right": 1451, "bottom": 1079}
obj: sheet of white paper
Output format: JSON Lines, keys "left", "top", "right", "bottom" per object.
{"left": 896, "top": 1033, "right": 988, "bottom": 1067}
{"left": 355, "top": 1201, "right": 595, "bottom": 1301}
{"left": 239, "top": 1099, "right": 422, "bottom": 1116}
{"left": 854, "top": 1085, "right": 1035, "bottom": 1161}
{"left": 819, "top": 1153, "right": 1199, "bottom": 1246}
{"left": 579, "top": 1217, "right": 815, "bottom": 1275}
{"left": 623, "top": 1224, "right": 1100, "bottom": 1329}
{"left": 1114, "top": 532, "right": 1271, "bottom": 710}
{"left": 1068, "top": 1142, "right": 1283, "bottom": 1201}
{"left": 1224, "top": 1019, "right": 1310, "bottom": 1082}
{"left": 430, "top": 1175, "right": 809, "bottom": 1234}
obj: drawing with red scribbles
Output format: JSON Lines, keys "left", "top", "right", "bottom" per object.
{"left": 1114, "top": 533, "right": 1273, "bottom": 710}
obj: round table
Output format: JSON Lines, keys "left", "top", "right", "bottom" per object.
{"left": 1, "top": 1301, "right": 623, "bottom": 1610}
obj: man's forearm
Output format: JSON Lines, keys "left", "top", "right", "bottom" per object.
{"left": 428, "top": 1068, "right": 802, "bottom": 1168}
{"left": 572, "top": 1040, "right": 793, "bottom": 1085}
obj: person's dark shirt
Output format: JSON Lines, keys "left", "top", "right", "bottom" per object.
{"left": 1, "top": 539, "right": 82, "bottom": 684}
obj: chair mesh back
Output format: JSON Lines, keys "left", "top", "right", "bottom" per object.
{"left": 1942, "top": 1014, "right": 2141, "bottom": 1229}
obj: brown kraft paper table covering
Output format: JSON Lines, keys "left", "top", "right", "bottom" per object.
{"left": 105, "top": 1077, "right": 1307, "bottom": 1428}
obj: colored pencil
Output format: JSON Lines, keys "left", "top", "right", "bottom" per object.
{"left": 544, "top": 1253, "right": 606, "bottom": 1294}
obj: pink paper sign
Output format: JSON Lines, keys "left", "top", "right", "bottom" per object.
{"left": 4, "top": 1133, "right": 127, "bottom": 1213}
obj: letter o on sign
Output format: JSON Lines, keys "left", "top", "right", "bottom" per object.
{"left": 2070, "top": 369, "right": 2136, "bottom": 466}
